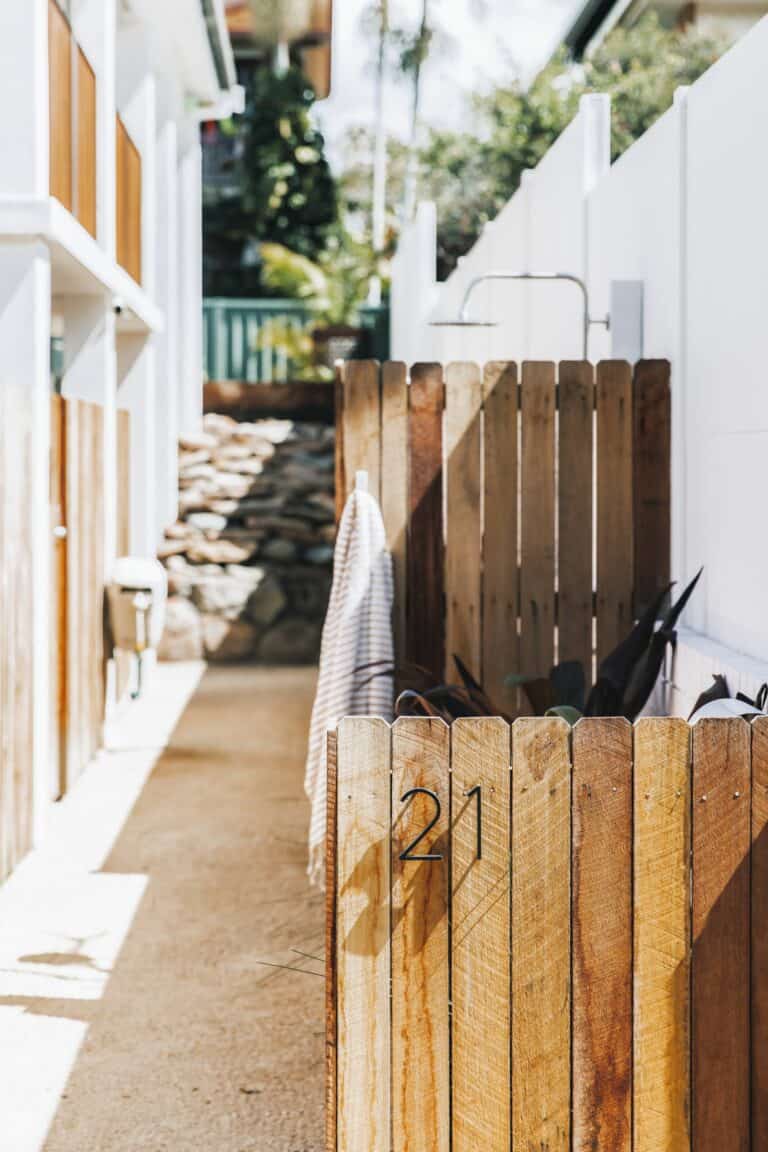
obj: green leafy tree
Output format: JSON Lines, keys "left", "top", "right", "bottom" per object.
{"left": 204, "top": 65, "right": 338, "bottom": 297}
{"left": 417, "top": 13, "right": 725, "bottom": 277}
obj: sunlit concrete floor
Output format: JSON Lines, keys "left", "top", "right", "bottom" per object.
{"left": 0, "top": 663, "right": 324, "bottom": 1152}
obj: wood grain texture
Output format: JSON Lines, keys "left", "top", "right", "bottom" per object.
{"left": 407, "top": 364, "right": 444, "bottom": 682}
{"left": 76, "top": 46, "right": 97, "bottom": 238}
{"left": 326, "top": 728, "right": 338, "bottom": 1152}
{"left": 633, "top": 718, "right": 691, "bottom": 1152}
{"left": 692, "top": 719, "right": 750, "bottom": 1152}
{"left": 632, "top": 361, "right": 671, "bottom": 617}
{"left": 520, "top": 362, "right": 556, "bottom": 679}
{"left": 336, "top": 718, "right": 391, "bottom": 1152}
{"left": 392, "top": 718, "right": 450, "bottom": 1152}
{"left": 596, "top": 362, "right": 633, "bottom": 665}
{"left": 341, "top": 361, "right": 381, "bottom": 504}
{"left": 49, "top": 0, "right": 73, "bottom": 210}
{"left": 572, "top": 718, "right": 632, "bottom": 1152}
{"left": 558, "top": 362, "right": 594, "bottom": 675}
{"left": 752, "top": 717, "right": 768, "bottom": 1150}
{"left": 512, "top": 717, "right": 571, "bottom": 1152}
{"left": 116, "top": 409, "right": 131, "bottom": 558}
{"left": 117, "top": 116, "right": 143, "bottom": 284}
{"left": 50, "top": 394, "right": 69, "bottom": 800}
{"left": 451, "top": 718, "right": 511, "bottom": 1152}
{"left": 482, "top": 363, "right": 518, "bottom": 713}
{"left": 444, "top": 362, "right": 482, "bottom": 682}
{"left": 334, "top": 365, "right": 346, "bottom": 522}
{"left": 381, "top": 362, "right": 408, "bottom": 674}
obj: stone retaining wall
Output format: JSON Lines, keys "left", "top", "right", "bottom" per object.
{"left": 158, "top": 413, "right": 333, "bottom": 663}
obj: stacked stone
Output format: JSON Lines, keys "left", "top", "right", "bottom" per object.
{"left": 158, "top": 413, "right": 334, "bottom": 663}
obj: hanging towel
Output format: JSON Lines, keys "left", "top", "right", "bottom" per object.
{"left": 305, "top": 487, "right": 394, "bottom": 886}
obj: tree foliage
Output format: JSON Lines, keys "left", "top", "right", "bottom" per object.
{"left": 204, "top": 66, "right": 338, "bottom": 297}
{"left": 339, "top": 13, "right": 725, "bottom": 281}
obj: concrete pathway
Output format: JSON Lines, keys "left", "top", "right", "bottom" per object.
{"left": 0, "top": 664, "right": 324, "bottom": 1152}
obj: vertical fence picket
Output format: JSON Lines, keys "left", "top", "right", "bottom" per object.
{"left": 336, "top": 718, "right": 391, "bottom": 1152}
{"left": 451, "top": 718, "right": 511, "bottom": 1152}
{"left": 481, "top": 362, "right": 518, "bottom": 713}
{"left": 512, "top": 717, "right": 571, "bottom": 1152}
{"left": 381, "top": 362, "right": 408, "bottom": 675}
{"left": 633, "top": 718, "right": 691, "bottom": 1152}
{"left": 632, "top": 360, "right": 671, "bottom": 616}
{"left": 558, "top": 362, "right": 594, "bottom": 675}
{"left": 444, "top": 362, "right": 482, "bottom": 682}
{"left": 596, "top": 361, "right": 633, "bottom": 665}
{"left": 572, "top": 718, "right": 632, "bottom": 1152}
{"left": 520, "top": 362, "right": 556, "bottom": 679}
{"left": 391, "top": 718, "right": 450, "bottom": 1152}
{"left": 407, "top": 364, "right": 445, "bottom": 682}
{"left": 692, "top": 719, "right": 751, "bottom": 1152}
{"left": 752, "top": 716, "right": 768, "bottom": 1149}
{"left": 341, "top": 360, "right": 381, "bottom": 504}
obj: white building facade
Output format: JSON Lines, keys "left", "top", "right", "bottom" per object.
{"left": 0, "top": 0, "right": 239, "bottom": 868}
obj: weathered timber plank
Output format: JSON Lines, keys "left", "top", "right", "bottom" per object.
{"left": 752, "top": 717, "right": 768, "bottom": 1150}
{"left": 632, "top": 360, "right": 671, "bottom": 616}
{"left": 572, "top": 718, "right": 632, "bottom": 1152}
{"left": 558, "top": 361, "right": 594, "bottom": 676}
{"left": 520, "top": 362, "right": 556, "bottom": 680}
{"left": 512, "top": 716, "right": 570, "bottom": 1151}
{"left": 596, "top": 361, "right": 633, "bottom": 665}
{"left": 444, "top": 362, "right": 482, "bottom": 682}
{"left": 451, "top": 718, "right": 511, "bottom": 1152}
{"left": 633, "top": 718, "right": 691, "bottom": 1152}
{"left": 381, "top": 362, "right": 408, "bottom": 675}
{"left": 407, "top": 364, "right": 444, "bottom": 681}
{"left": 692, "top": 718, "right": 750, "bottom": 1152}
{"left": 342, "top": 360, "right": 381, "bottom": 504}
{"left": 482, "top": 362, "right": 518, "bottom": 714}
{"left": 336, "top": 718, "right": 391, "bottom": 1152}
{"left": 392, "top": 717, "right": 449, "bottom": 1152}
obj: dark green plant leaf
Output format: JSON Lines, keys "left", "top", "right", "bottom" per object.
{"left": 549, "top": 660, "right": 586, "bottom": 711}
{"left": 545, "top": 705, "right": 583, "bottom": 726}
{"left": 688, "top": 673, "right": 730, "bottom": 720}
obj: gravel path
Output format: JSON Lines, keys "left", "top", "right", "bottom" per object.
{"left": 44, "top": 665, "right": 324, "bottom": 1152}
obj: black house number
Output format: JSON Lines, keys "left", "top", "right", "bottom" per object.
{"left": 398, "top": 786, "right": 483, "bottom": 863}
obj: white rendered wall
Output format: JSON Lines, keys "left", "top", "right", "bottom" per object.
{"left": 117, "top": 334, "right": 157, "bottom": 558}
{"left": 0, "top": 0, "right": 48, "bottom": 198}
{"left": 0, "top": 243, "right": 52, "bottom": 841}
{"left": 390, "top": 201, "right": 439, "bottom": 367}
{"left": 177, "top": 134, "right": 204, "bottom": 438}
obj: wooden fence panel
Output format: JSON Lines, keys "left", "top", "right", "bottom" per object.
{"left": 391, "top": 718, "right": 450, "bottom": 1152}
{"left": 520, "top": 363, "right": 556, "bottom": 678}
{"left": 558, "top": 361, "right": 594, "bottom": 674}
{"left": 692, "top": 719, "right": 751, "bottom": 1152}
{"left": 633, "top": 718, "right": 691, "bottom": 1152}
{"left": 596, "top": 361, "right": 634, "bottom": 665}
{"left": 451, "top": 718, "right": 511, "bottom": 1152}
{"left": 407, "top": 365, "right": 444, "bottom": 681}
{"left": 336, "top": 719, "right": 391, "bottom": 1152}
{"left": 325, "top": 729, "right": 338, "bottom": 1152}
{"left": 334, "top": 360, "right": 671, "bottom": 704}
{"left": 444, "top": 363, "right": 482, "bottom": 682}
{"left": 329, "top": 716, "right": 763, "bottom": 1152}
{"left": 512, "top": 717, "right": 571, "bottom": 1152}
{"left": 481, "top": 362, "right": 518, "bottom": 712}
{"left": 381, "top": 363, "right": 408, "bottom": 672}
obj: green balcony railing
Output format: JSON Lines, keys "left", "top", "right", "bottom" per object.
{"left": 203, "top": 298, "right": 390, "bottom": 384}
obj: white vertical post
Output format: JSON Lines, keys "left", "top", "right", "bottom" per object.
{"left": 580, "top": 93, "right": 611, "bottom": 363}
{"left": 155, "top": 115, "right": 180, "bottom": 528}
{"left": 178, "top": 131, "right": 204, "bottom": 437}
{"left": 117, "top": 333, "right": 157, "bottom": 557}
{"left": 673, "top": 85, "right": 691, "bottom": 619}
{"left": 72, "top": 0, "right": 118, "bottom": 256}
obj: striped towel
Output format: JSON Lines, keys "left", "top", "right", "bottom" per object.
{"left": 305, "top": 487, "right": 394, "bottom": 886}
